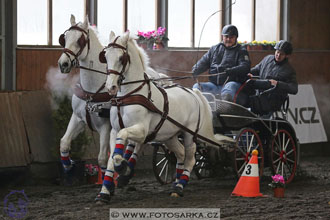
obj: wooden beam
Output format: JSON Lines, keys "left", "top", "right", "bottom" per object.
{"left": 191, "top": 0, "right": 195, "bottom": 47}
{"left": 251, "top": 0, "right": 255, "bottom": 41}
{"left": 47, "top": 0, "right": 52, "bottom": 45}
{"left": 123, "top": 0, "right": 128, "bottom": 32}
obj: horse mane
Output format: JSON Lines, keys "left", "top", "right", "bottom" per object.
{"left": 128, "top": 35, "right": 150, "bottom": 72}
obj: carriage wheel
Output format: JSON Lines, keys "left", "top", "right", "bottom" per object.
{"left": 271, "top": 129, "right": 297, "bottom": 184}
{"left": 194, "top": 146, "right": 213, "bottom": 179}
{"left": 234, "top": 128, "right": 264, "bottom": 178}
{"left": 152, "top": 143, "right": 176, "bottom": 185}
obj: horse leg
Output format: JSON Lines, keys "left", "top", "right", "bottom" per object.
{"left": 117, "top": 143, "right": 146, "bottom": 188}
{"left": 164, "top": 137, "right": 186, "bottom": 196}
{"left": 95, "top": 129, "right": 117, "bottom": 203}
{"left": 116, "top": 142, "right": 136, "bottom": 188}
{"left": 60, "top": 113, "right": 85, "bottom": 172}
{"left": 112, "top": 124, "right": 146, "bottom": 175}
{"left": 171, "top": 137, "right": 196, "bottom": 197}
{"left": 96, "top": 123, "right": 111, "bottom": 180}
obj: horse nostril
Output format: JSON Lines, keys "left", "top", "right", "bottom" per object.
{"left": 111, "top": 86, "right": 117, "bottom": 91}
{"left": 62, "top": 62, "right": 69, "bottom": 68}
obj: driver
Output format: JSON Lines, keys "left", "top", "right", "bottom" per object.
{"left": 191, "top": 24, "right": 251, "bottom": 101}
{"left": 248, "top": 40, "right": 298, "bottom": 114}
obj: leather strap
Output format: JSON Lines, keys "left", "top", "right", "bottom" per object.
{"left": 74, "top": 83, "right": 112, "bottom": 102}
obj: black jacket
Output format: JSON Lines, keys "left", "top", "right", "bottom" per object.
{"left": 251, "top": 55, "right": 298, "bottom": 95}
{"left": 192, "top": 43, "right": 251, "bottom": 85}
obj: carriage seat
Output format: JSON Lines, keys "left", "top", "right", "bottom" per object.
{"left": 233, "top": 78, "right": 289, "bottom": 117}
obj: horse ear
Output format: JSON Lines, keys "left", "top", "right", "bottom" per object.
{"left": 59, "top": 34, "right": 65, "bottom": 47}
{"left": 82, "top": 15, "right": 89, "bottom": 29}
{"left": 99, "top": 51, "right": 107, "bottom": 63}
{"left": 109, "top": 31, "right": 116, "bottom": 42}
{"left": 122, "top": 31, "right": 130, "bottom": 46}
{"left": 70, "top": 14, "right": 76, "bottom": 26}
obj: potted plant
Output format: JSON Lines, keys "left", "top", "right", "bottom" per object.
{"left": 137, "top": 30, "right": 155, "bottom": 50}
{"left": 85, "top": 163, "right": 99, "bottom": 184}
{"left": 153, "top": 27, "right": 169, "bottom": 50}
{"left": 269, "top": 174, "right": 285, "bottom": 198}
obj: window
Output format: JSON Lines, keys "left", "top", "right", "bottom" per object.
{"left": 17, "top": 0, "right": 47, "bottom": 45}
{"left": 168, "top": 0, "right": 191, "bottom": 47}
{"left": 53, "top": 0, "right": 84, "bottom": 46}
{"left": 255, "top": 0, "right": 277, "bottom": 41}
{"left": 97, "top": 0, "right": 123, "bottom": 45}
{"left": 16, "top": 0, "right": 283, "bottom": 47}
{"left": 127, "top": 0, "right": 155, "bottom": 36}
{"left": 232, "top": 0, "right": 253, "bottom": 42}
{"left": 195, "top": 0, "right": 220, "bottom": 47}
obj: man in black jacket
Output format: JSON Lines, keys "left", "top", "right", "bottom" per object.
{"left": 192, "top": 24, "right": 251, "bottom": 101}
{"left": 248, "top": 40, "right": 298, "bottom": 114}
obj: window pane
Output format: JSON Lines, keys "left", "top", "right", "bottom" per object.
{"left": 98, "top": 0, "right": 123, "bottom": 45}
{"left": 168, "top": 0, "right": 191, "bottom": 47}
{"left": 53, "top": 0, "right": 84, "bottom": 45}
{"left": 232, "top": 0, "right": 252, "bottom": 42}
{"left": 255, "top": 0, "right": 277, "bottom": 41}
{"left": 195, "top": 0, "right": 220, "bottom": 47}
{"left": 127, "top": 0, "right": 155, "bottom": 37}
{"left": 17, "top": 0, "right": 47, "bottom": 45}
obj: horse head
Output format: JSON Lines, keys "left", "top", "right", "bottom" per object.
{"left": 102, "top": 31, "right": 130, "bottom": 95}
{"left": 58, "top": 14, "right": 90, "bottom": 73}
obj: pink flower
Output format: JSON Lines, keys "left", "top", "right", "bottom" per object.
{"left": 272, "top": 174, "right": 285, "bottom": 184}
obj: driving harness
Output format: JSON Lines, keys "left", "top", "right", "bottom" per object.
{"left": 102, "top": 36, "right": 223, "bottom": 147}
{"left": 74, "top": 83, "right": 112, "bottom": 131}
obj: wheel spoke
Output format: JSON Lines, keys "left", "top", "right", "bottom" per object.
{"left": 164, "top": 161, "right": 169, "bottom": 182}
{"left": 238, "top": 161, "right": 247, "bottom": 173}
{"left": 236, "top": 145, "right": 246, "bottom": 155}
{"left": 156, "top": 157, "right": 166, "bottom": 167}
{"left": 159, "top": 160, "right": 168, "bottom": 177}
{"left": 248, "top": 134, "right": 255, "bottom": 152}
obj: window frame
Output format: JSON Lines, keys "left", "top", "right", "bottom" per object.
{"left": 17, "top": 0, "right": 287, "bottom": 49}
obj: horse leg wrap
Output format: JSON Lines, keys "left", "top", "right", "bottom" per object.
{"left": 113, "top": 138, "right": 125, "bottom": 158}
{"left": 60, "top": 151, "right": 72, "bottom": 172}
{"left": 116, "top": 153, "right": 137, "bottom": 188}
{"left": 102, "top": 170, "right": 115, "bottom": 196}
{"left": 128, "top": 153, "right": 138, "bottom": 172}
{"left": 178, "top": 169, "right": 190, "bottom": 188}
{"left": 123, "top": 143, "right": 135, "bottom": 161}
{"left": 175, "top": 163, "right": 184, "bottom": 184}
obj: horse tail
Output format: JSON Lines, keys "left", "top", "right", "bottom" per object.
{"left": 192, "top": 89, "right": 235, "bottom": 147}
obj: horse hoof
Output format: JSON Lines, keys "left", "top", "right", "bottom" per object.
{"left": 170, "top": 186, "right": 184, "bottom": 197}
{"left": 117, "top": 175, "right": 130, "bottom": 188}
{"left": 95, "top": 193, "right": 111, "bottom": 204}
{"left": 114, "top": 160, "right": 129, "bottom": 175}
{"left": 117, "top": 169, "right": 134, "bottom": 188}
{"left": 170, "top": 192, "right": 181, "bottom": 198}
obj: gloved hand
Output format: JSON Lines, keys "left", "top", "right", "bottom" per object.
{"left": 216, "top": 65, "right": 225, "bottom": 74}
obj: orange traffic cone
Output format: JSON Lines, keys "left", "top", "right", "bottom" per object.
{"left": 232, "top": 149, "right": 263, "bottom": 197}
{"left": 95, "top": 166, "right": 118, "bottom": 186}
{"left": 95, "top": 166, "right": 104, "bottom": 185}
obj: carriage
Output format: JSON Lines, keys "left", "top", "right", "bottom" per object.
{"left": 152, "top": 81, "right": 300, "bottom": 185}
{"left": 57, "top": 17, "right": 300, "bottom": 201}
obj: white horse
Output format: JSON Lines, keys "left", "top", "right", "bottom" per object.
{"left": 57, "top": 15, "right": 170, "bottom": 188}
{"left": 57, "top": 15, "right": 111, "bottom": 177}
{"left": 96, "top": 31, "right": 234, "bottom": 203}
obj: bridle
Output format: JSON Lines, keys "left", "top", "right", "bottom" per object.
{"left": 59, "top": 24, "right": 90, "bottom": 67}
{"left": 99, "top": 36, "right": 131, "bottom": 86}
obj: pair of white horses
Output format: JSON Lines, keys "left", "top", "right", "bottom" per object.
{"left": 58, "top": 15, "right": 233, "bottom": 203}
